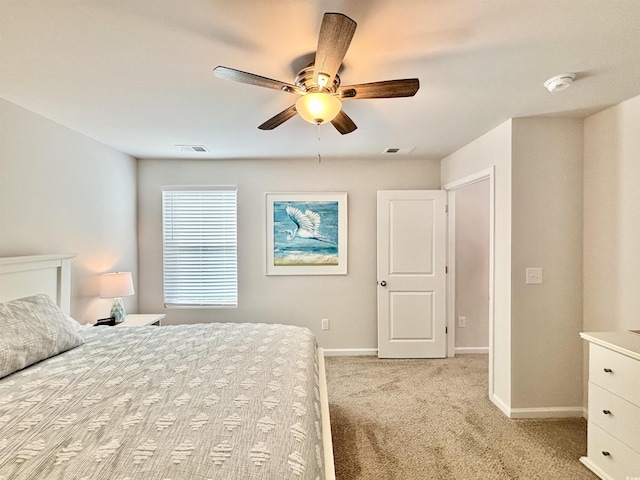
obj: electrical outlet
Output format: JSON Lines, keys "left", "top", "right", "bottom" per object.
{"left": 457, "top": 316, "right": 466, "bottom": 328}
{"left": 526, "top": 267, "right": 543, "bottom": 284}
{"left": 321, "top": 318, "right": 329, "bottom": 330}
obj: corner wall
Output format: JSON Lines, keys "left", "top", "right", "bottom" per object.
{"left": 582, "top": 94, "right": 640, "bottom": 408}
{"left": 441, "top": 117, "right": 585, "bottom": 417}
{"left": 510, "top": 117, "right": 584, "bottom": 412}
{"left": 0, "top": 99, "right": 138, "bottom": 322}
{"left": 137, "top": 156, "right": 440, "bottom": 349}
{"left": 441, "top": 120, "right": 513, "bottom": 410}
{"left": 583, "top": 94, "right": 640, "bottom": 332}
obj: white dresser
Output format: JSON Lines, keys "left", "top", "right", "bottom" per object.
{"left": 580, "top": 331, "right": 640, "bottom": 480}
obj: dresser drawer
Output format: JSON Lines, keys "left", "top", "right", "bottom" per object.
{"left": 589, "top": 382, "right": 640, "bottom": 453}
{"left": 589, "top": 344, "right": 640, "bottom": 405}
{"left": 587, "top": 422, "right": 640, "bottom": 480}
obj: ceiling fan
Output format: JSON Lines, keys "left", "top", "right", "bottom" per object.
{"left": 213, "top": 12, "right": 420, "bottom": 135}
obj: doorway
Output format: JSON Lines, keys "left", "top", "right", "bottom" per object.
{"left": 443, "top": 167, "right": 494, "bottom": 396}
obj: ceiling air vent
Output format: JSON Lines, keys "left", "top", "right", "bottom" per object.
{"left": 175, "top": 145, "right": 210, "bottom": 153}
{"left": 383, "top": 147, "right": 415, "bottom": 154}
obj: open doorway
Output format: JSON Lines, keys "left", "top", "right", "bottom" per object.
{"left": 443, "top": 168, "right": 494, "bottom": 396}
{"left": 452, "top": 178, "right": 490, "bottom": 353}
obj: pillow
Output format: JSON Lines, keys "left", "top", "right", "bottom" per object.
{"left": 65, "top": 313, "right": 93, "bottom": 331}
{"left": 64, "top": 313, "right": 82, "bottom": 330}
{"left": 0, "top": 294, "right": 85, "bottom": 379}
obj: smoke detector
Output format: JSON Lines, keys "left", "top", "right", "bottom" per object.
{"left": 544, "top": 73, "right": 575, "bottom": 93}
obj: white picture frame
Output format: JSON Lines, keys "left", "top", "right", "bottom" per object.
{"left": 265, "top": 192, "right": 348, "bottom": 275}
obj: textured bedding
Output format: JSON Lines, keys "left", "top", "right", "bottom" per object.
{"left": 0, "top": 323, "right": 324, "bottom": 480}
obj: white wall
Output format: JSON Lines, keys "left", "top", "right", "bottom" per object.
{"left": 454, "top": 178, "right": 490, "bottom": 352}
{"left": 441, "top": 120, "right": 513, "bottom": 409}
{"left": 583, "top": 94, "right": 640, "bottom": 332}
{"left": 0, "top": 99, "right": 138, "bottom": 323}
{"left": 137, "top": 156, "right": 440, "bottom": 349}
{"left": 581, "top": 94, "right": 640, "bottom": 407}
{"left": 442, "top": 117, "right": 585, "bottom": 416}
{"left": 510, "top": 117, "right": 584, "bottom": 410}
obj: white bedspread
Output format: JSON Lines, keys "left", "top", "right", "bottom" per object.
{"left": 0, "top": 322, "right": 324, "bottom": 479}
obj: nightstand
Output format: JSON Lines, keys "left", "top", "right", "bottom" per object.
{"left": 118, "top": 313, "right": 166, "bottom": 327}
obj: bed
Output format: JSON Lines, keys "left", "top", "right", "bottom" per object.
{"left": 0, "top": 254, "right": 335, "bottom": 480}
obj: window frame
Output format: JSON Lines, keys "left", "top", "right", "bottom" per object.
{"left": 161, "top": 185, "right": 238, "bottom": 308}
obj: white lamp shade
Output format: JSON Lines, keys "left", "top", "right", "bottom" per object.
{"left": 100, "top": 272, "right": 135, "bottom": 298}
{"left": 295, "top": 93, "right": 342, "bottom": 125}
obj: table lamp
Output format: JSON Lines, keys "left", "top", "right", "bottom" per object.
{"left": 99, "top": 272, "right": 135, "bottom": 324}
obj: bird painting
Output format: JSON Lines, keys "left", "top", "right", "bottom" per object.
{"left": 268, "top": 196, "right": 345, "bottom": 272}
{"left": 280, "top": 206, "right": 336, "bottom": 244}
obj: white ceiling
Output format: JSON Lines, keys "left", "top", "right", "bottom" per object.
{"left": 1, "top": 0, "right": 639, "bottom": 160}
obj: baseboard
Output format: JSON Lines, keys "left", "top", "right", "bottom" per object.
{"left": 323, "top": 348, "right": 378, "bottom": 357}
{"left": 325, "top": 347, "right": 490, "bottom": 356}
{"left": 490, "top": 394, "right": 583, "bottom": 419}
{"left": 580, "top": 456, "right": 615, "bottom": 480}
{"left": 454, "top": 347, "right": 489, "bottom": 354}
{"left": 508, "top": 406, "right": 585, "bottom": 419}
{"left": 491, "top": 393, "right": 512, "bottom": 417}
{"left": 325, "top": 347, "right": 490, "bottom": 357}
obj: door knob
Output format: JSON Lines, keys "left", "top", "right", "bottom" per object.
{"left": 380, "top": 280, "right": 387, "bottom": 287}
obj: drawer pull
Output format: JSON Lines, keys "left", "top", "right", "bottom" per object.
{"left": 603, "top": 368, "right": 613, "bottom": 373}
{"left": 601, "top": 451, "right": 611, "bottom": 457}
{"left": 602, "top": 409, "right": 612, "bottom": 415}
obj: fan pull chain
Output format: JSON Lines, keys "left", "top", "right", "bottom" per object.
{"left": 317, "top": 123, "right": 322, "bottom": 164}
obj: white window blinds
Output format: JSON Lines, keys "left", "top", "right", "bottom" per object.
{"left": 162, "top": 187, "right": 237, "bottom": 307}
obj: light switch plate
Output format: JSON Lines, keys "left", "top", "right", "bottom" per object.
{"left": 526, "top": 267, "right": 543, "bottom": 284}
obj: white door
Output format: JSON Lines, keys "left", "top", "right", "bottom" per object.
{"left": 377, "top": 190, "right": 447, "bottom": 358}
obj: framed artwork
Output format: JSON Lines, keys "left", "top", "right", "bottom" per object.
{"left": 265, "top": 192, "right": 347, "bottom": 275}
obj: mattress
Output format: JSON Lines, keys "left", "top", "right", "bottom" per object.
{"left": 0, "top": 322, "right": 324, "bottom": 479}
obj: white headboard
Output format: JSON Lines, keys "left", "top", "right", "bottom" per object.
{"left": 0, "top": 254, "right": 76, "bottom": 313}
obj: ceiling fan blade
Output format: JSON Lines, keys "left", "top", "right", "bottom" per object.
{"left": 338, "top": 79, "right": 420, "bottom": 100}
{"left": 331, "top": 110, "right": 357, "bottom": 135}
{"left": 313, "top": 13, "right": 357, "bottom": 86}
{"left": 258, "top": 105, "right": 298, "bottom": 130}
{"left": 213, "top": 66, "right": 302, "bottom": 95}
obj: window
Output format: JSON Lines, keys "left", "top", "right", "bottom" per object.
{"left": 162, "top": 186, "right": 237, "bottom": 307}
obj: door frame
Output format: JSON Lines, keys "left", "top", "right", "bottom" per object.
{"left": 442, "top": 167, "right": 495, "bottom": 398}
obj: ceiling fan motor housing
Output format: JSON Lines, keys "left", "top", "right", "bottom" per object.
{"left": 295, "top": 65, "right": 340, "bottom": 93}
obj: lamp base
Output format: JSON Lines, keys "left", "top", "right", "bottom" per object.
{"left": 110, "top": 297, "right": 126, "bottom": 324}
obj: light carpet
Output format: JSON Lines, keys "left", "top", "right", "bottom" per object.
{"left": 325, "top": 355, "right": 598, "bottom": 480}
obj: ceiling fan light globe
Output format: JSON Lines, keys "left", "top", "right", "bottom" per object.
{"left": 295, "top": 93, "right": 342, "bottom": 125}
